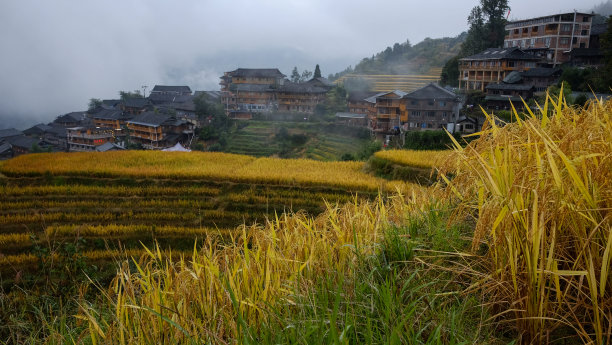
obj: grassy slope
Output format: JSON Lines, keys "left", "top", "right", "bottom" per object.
{"left": 224, "top": 121, "right": 371, "bottom": 161}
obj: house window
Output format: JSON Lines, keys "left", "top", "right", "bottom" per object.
{"left": 545, "top": 37, "right": 551, "bottom": 47}
{"left": 439, "top": 101, "right": 446, "bottom": 107}
{"left": 411, "top": 111, "right": 421, "bottom": 117}
{"left": 427, "top": 123, "right": 433, "bottom": 128}
{"left": 428, "top": 101, "right": 434, "bottom": 106}
{"left": 581, "top": 30, "right": 588, "bottom": 35}
{"left": 427, "top": 111, "right": 435, "bottom": 117}
{"left": 560, "top": 37, "right": 570, "bottom": 45}
{"left": 583, "top": 16, "right": 590, "bottom": 22}
{"left": 411, "top": 100, "right": 418, "bottom": 105}
{"left": 561, "top": 24, "right": 571, "bottom": 32}
{"left": 507, "top": 61, "right": 515, "bottom": 67}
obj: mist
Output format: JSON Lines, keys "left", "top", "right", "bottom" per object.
{"left": 0, "top": 0, "right": 604, "bottom": 129}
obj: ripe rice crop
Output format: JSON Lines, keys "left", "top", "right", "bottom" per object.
{"left": 0, "top": 151, "right": 407, "bottom": 192}
{"left": 374, "top": 149, "right": 453, "bottom": 169}
{"left": 80, "top": 192, "right": 434, "bottom": 344}
{"left": 439, "top": 92, "right": 612, "bottom": 343}
{"left": 45, "top": 224, "right": 234, "bottom": 239}
{"left": 0, "top": 233, "right": 31, "bottom": 247}
{"left": 0, "top": 185, "right": 220, "bottom": 197}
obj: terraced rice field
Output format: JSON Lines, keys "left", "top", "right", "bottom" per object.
{"left": 225, "top": 121, "right": 370, "bottom": 160}
{"left": 0, "top": 151, "right": 412, "bottom": 278}
{"left": 335, "top": 69, "right": 441, "bottom": 93}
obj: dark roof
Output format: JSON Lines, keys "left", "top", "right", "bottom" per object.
{"left": 55, "top": 112, "right": 86, "bottom": 123}
{"left": 335, "top": 112, "right": 367, "bottom": 119}
{"left": 149, "top": 93, "right": 194, "bottom": 104}
{"left": 376, "top": 90, "right": 408, "bottom": 99}
{"left": 127, "top": 112, "right": 173, "bottom": 127}
{"left": 0, "top": 142, "right": 11, "bottom": 154}
{"left": 486, "top": 83, "right": 534, "bottom": 91}
{"left": 23, "top": 123, "right": 52, "bottom": 135}
{"left": 277, "top": 82, "right": 328, "bottom": 94}
{"left": 158, "top": 101, "right": 196, "bottom": 112}
{"left": 402, "top": 83, "right": 458, "bottom": 100}
{"left": 307, "top": 77, "right": 334, "bottom": 88}
{"left": 0, "top": 128, "right": 24, "bottom": 139}
{"left": 194, "top": 91, "right": 221, "bottom": 100}
{"left": 92, "top": 109, "right": 125, "bottom": 120}
{"left": 234, "top": 84, "right": 274, "bottom": 92}
{"left": 485, "top": 95, "right": 524, "bottom": 102}
{"left": 521, "top": 67, "right": 562, "bottom": 78}
{"left": 229, "top": 68, "right": 285, "bottom": 78}
{"left": 122, "top": 98, "right": 151, "bottom": 108}
{"left": 45, "top": 126, "right": 67, "bottom": 137}
{"left": 151, "top": 85, "right": 192, "bottom": 94}
{"left": 461, "top": 47, "right": 540, "bottom": 61}
{"left": 6, "top": 135, "right": 39, "bottom": 149}
{"left": 503, "top": 71, "right": 523, "bottom": 84}
{"left": 102, "top": 99, "right": 120, "bottom": 106}
{"left": 348, "top": 91, "right": 379, "bottom": 102}
{"left": 570, "top": 48, "right": 604, "bottom": 57}
{"left": 96, "top": 142, "right": 125, "bottom": 152}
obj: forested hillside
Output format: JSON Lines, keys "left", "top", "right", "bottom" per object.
{"left": 329, "top": 33, "right": 466, "bottom": 80}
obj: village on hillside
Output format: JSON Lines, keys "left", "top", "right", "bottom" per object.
{"left": 0, "top": 10, "right": 607, "bottom": 159}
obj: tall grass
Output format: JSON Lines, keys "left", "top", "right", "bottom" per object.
{"left": 440, "top": 92, "right": 611, "bottom": 343}
{"left": 74, "top": 192, "right": 494, "bottom": 344}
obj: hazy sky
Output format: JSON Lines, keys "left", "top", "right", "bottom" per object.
{"left": 0, "top": 0, "right": 604, "bottom": 129}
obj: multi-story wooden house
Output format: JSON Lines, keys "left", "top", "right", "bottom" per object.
{"left": 402, "top": 83, "right": 461, "bottom": 131}
{"left": 458, "top": 47, "right": 540, "bottom": 91}
{"left": 348, "top": 91, "right": 379, "bottom": 118}
{"left": 373, "top": 90, "right": 407, "bottom": 133}
{"left": 92, "top": 109, "right": 134, "bottom": 129}
{"left": 66, "top": 126, "right": 115, "bottom": 152}
{"left": 220, "top": 68, "right": 286, "bottom": 117}
{"left": 126, "top": 112, "right": 194, "bottom": 149}
{"left": 504, "top": 12, "right": 594, "bottom": 65}
{"left": 276, "top": 82, "right": 328, "bottom": 113}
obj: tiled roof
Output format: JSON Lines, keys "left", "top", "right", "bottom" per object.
{"left": 403, "top": 83, "right": 458, "bottom": 100}
{"left": 335, "top": 112, "right": 367, "bottom": 119}
{"left": 55, "top": 112, "right": 86, "bottom": 123}
{"left": 348, "top": 91, "right": 379, "bottom": 102}
{"left": 486, "top": 83, "right": 534, "bottom": 91}
{"left": 127, "top": 112, "right": 173, "bottom": 127}
{"left": 23, "top": 123, "right": 52, "bottom": 135}
{"left": 376, "top": 90, "right": 408, "bottom": 99}
{"left": 96, "top": 142, "right": 125, "bottom": 152}
{"left": 92, "top": 109, "right": 125, "bottom": 120}
{"left": 151, "top": 85, "right": 192, "bottom": 93}
{"left": 122, "top": 98, "right": 151, "bottom": 108}
{"left": 461, "top": 47, "right": 540, "bottom": 61}
{"left": 0, "top": 128, "right": 24, "bottom": 139}
{"left": 229, "top": 68, "right": 285, "bottom": 78}
{"left": 6, "top": 135, "right": 39, "bottom": 149}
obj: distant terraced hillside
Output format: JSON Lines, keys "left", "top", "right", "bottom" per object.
{"left": 334, "top": 68, "right": 442, "bottom": 93}
{"left": 329, "top": 34, "right": 465, "bottom": 88}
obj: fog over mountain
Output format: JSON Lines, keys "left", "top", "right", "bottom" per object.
{"left": 0, "top": 0, "right": 602, "bottom": 129}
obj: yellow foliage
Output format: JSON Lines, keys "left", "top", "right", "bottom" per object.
{"left": 374, "top": 149, "right": 453, "bottom": 169}
{"left": 0, "top": 151, "right": 415, "bottom": 192}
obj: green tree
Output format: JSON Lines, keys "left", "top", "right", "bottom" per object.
{"left": 460, "top": 0, "right": 510, "bottom": 56}
{"left": 324, "top": 85, "right": 348, "bottom": 115}
{"left": 314, "top": 64, "right": 322, "bottom": 78}
{"left": 88, "top": 98, "right": 102, "bottom": 112}
{"left": 599, "top": 15, "right": 612, "bottom": 88}
{"left": 440, "top": 56, "right": 460, "bottom": 87}
{"left": 119, "top": 91, "right": 143, "bottom": 100}
{"left": 300, "top": 70, "right": 313, "bottom": 82}
{"left": 290, "top": 67, "right": 301, "bottom": 83}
